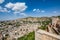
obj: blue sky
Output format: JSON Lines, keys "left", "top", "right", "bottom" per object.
{"left": 0, "top": 0, "right": 60, "bottom": 20}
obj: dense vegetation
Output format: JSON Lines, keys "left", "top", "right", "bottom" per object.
{"left": 58, "top": 16, "right": 60, "bottom": 18}
{"left": 38, "top": 19, "right": 52, "bottom": 30}
{"left": 38, "top": 25, "right": 47, "bottom": 30}
{"left": 18, "top": 31, "right": 35, "bottom": 40}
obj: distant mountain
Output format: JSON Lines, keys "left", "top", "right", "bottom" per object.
{"left": 0, "top": 16, "right": 60, "bottom": 23}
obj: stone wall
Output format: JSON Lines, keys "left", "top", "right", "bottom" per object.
{"left": 35, "top": 29, "right": 60, "bottom": 40}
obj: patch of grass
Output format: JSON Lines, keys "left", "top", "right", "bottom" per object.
{"left": 38, "top": 25, "right": 47, "bottom": 30}
{"left": 18, "top": 31, "right": 35, "bottom": 40}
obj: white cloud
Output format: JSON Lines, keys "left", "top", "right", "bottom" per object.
{"left": 0, "top": 6, "right": 10, "bottom": 13}
{"left": 33, "top": 9, "right": 45, "bottom": 13}
{"left": 33, "top": 9, "right": 41, "bottom": 12}
{"left": 13, "top": 11, "right": 20, "bottom": 14}
{"left": 20, "top": 13, "right": 27, "bottom": 16}
{"left": 13, "top": 11, "right": 27, "bottom": 16}
{"left": 5, "top": 2, "right": 27, "bottom": 12}
{"left": 0, "top": 0, "right": 4, "bottom": 4}
{"left": 0, "top": 2, "right": 28, "bottom": 17}
{"left": 36, "top": 9, "right": 41, "bottom": 13}
{"left": 33, "top": 9, "right": 36, "bottom": 11}
{"left": 5, "top": 2, "right": 14, "bottom": 8}
{"left": 12, "top": 3, "right": 27, "bottom": 12}
{"left": 5, "top": 2, "right": 27, "bottom": 16}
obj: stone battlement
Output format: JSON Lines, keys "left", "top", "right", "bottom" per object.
{"left": 35, "top": 29, "right": 60, "bottom": 40}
